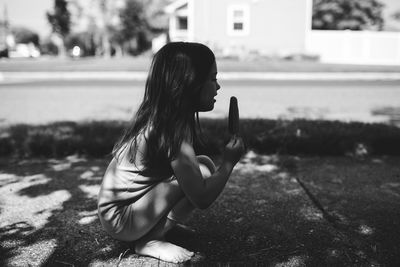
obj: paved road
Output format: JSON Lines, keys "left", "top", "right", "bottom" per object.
{"left": 1, "top": 79, "right": 399, "bottom": 125}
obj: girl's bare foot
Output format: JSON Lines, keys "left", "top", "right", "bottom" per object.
{"left": 135, "top": 239, "right": 194, "bottom": 263}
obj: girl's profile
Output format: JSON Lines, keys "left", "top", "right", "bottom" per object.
{"left": 97, "top": 42, "right": 245, "bottom": 263}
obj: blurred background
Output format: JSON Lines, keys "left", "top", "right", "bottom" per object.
{"left": 0, "top": 0, "right": 399, "bottom": 126}
{"left": 1, "top": 0, "right": 400, "bottom": 60}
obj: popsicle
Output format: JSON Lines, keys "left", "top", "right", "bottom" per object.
{"left": 228, "top": 96, "right": 239, "bottom": 135}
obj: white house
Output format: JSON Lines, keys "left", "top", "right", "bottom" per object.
{"left": 164, "top": 0, "right": 400, "bottom": 65}
{"left": 164, "top": 0, "right": 311, "bottom": 58}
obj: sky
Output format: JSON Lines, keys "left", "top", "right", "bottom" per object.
{"left": 0, "top": 0, "right": 53, "bottom": 37}
{"left": 0, "top": 0, "right": 399, "bottom": 38}
{"left": 381, "top": 0, "right": 400, "bottom": 31}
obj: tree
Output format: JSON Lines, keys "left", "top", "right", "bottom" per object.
{"left": 97, "top": 0, "right": 114, "bottom": 58}
{"left": 392, "top": 10, "right": 400, "bottom": 21}
{"left": 140, "top": 0, "right": 169, "bottom": 31}
{"left": 104, "top": 0, "right": 149, "bottom": 56}
{"left": 11, "top": 27, "right": 40, "bottom": 46}
{"left": 47, "top": 0, "right": 71, "bottom": 56}
{"left": 312, "top": 0, "right": 385, "bottom": 31}
{"left": 118, "top": 0, "right": 148, "bottom": 53}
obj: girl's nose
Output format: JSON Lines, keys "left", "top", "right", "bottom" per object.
{"left": 216, "top": 82, "right": 221, "bottom": 90}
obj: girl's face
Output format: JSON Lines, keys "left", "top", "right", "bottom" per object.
{"left": 197, "top": 61, "right": 220, "bottom": 112}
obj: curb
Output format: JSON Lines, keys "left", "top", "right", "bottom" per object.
{"left": 1, "top": 71, "right": 400, "bottom": 82}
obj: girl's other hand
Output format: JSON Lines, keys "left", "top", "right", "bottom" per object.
{"left": 223, "top": 136, "right": 245, "bottom": 165}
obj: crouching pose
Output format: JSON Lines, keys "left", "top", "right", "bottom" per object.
{"left": 98, "top": 42, "right": 245, "bottom": 263}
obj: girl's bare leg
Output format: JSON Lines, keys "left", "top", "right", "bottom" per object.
{"left": 132, "top": 179, "right": 193, "bottom": 263}
{"left": 134, "top": 156, "right": 215, "bottom": 263}
{"left": 166, "top": 155, "right": 215, "bottom": 226}
{"left": 134, "top": 216, "right": 194, "bottom": 263}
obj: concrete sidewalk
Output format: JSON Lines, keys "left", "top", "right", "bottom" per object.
{"left": 1, "top": 71, "right": 400, "bottom": 82}
{"left": 1, "top": 155, "right": 400, "bottom": 266}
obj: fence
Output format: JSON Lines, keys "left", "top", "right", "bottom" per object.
{"left": 307, "top": 30, "right": 400, "bottom": 65}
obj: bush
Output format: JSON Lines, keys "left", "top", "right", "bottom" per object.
{"left": 74, "top": 121, "right": 123, "bottom": 157}
{"left": 0, "top": 136, "right": 13, "bottom": 156}
{"left": 0, "top": 119, "right": 400, "bottom": 159}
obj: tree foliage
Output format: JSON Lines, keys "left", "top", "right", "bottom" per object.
{"left": 119, "top": 0, "right": 147, "bottom": 41}
{"left": 142, "top": 0, "right": 169, "bottom": 31}
{"left": 106, "top": 0, "right": 151, "bottom": 55}
{"left": 312, "top": 0, "right": 385, "bottom": 30}
{"left": 47, "top": 0, "right": 71, "bottom": 37}
{"left": 392, "top": 10, "right": 400, "bottom": 21}
{"left": 11, "top": 27, "right": 40, "bottom": 46}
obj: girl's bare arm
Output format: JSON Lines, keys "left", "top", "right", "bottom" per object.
{"left": 171, "top": 138, "right": 244, "bottom": 209}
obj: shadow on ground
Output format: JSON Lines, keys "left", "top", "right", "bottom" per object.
{"left": 297, "top": 156, "right": 400, "bottom": 266}
{"left": 0, "top": 156, "right": 128, "bottom": 266}
{"left": 1, "top": 153, "right": 400, "bottom": 266}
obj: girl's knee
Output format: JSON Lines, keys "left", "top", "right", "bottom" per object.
{"left": 199, "top": 163, "right": 212, "bottom": 179}
{"left": 156, "top": 178, "right": 182, "bottom": 200}
{"left": 196, "top": 155, "right": 216, "bottom": 174}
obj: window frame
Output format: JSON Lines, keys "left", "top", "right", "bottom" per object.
{"left": 227, "top": 4, "right": 250, "bottom": 36}
{"left": 176, "top": 15, "right": 188, "bottom": 30}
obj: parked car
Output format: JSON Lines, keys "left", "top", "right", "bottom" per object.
{"left": 9, "top": 43, "right": 40, "bottom": 58}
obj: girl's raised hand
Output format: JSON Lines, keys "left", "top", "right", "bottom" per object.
{"left": 223, "top": 136, "right": 245, "bottom": 165}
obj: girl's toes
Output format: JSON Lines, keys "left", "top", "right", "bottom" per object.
{"left": 184, "top": 250, "right": 194, "bottom": 257}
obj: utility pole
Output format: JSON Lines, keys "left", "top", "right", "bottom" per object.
{"left": 0, "top": 4, "right": 11, "bottom": 57}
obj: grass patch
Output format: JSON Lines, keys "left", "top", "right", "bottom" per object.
{"left": 1, "top": 119, "right": 399, "bottom": 159}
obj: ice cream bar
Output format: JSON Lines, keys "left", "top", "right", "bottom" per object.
{"left": 228, "top": 96, "right": 239, "bottom": 135}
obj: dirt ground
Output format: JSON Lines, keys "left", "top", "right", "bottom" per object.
{"left": 1, "top": 152, "right": 400, "bottom": 266}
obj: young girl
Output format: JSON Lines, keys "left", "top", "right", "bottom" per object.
{"left": 98, "top": 42, "right": 245, "bottom": 263}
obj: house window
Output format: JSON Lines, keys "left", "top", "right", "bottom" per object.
{"left": 177, "top": 16, "right": 188, "bottom": 30}
{"left": 227, "top": 5, "right": 250, "bottom": 36}
{"left": 233, "top": 22, "right": 243, "bottom": 30}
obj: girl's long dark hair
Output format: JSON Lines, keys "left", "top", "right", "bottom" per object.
{"left": 112, "top": 42, "right": 215, "bottom": 177}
